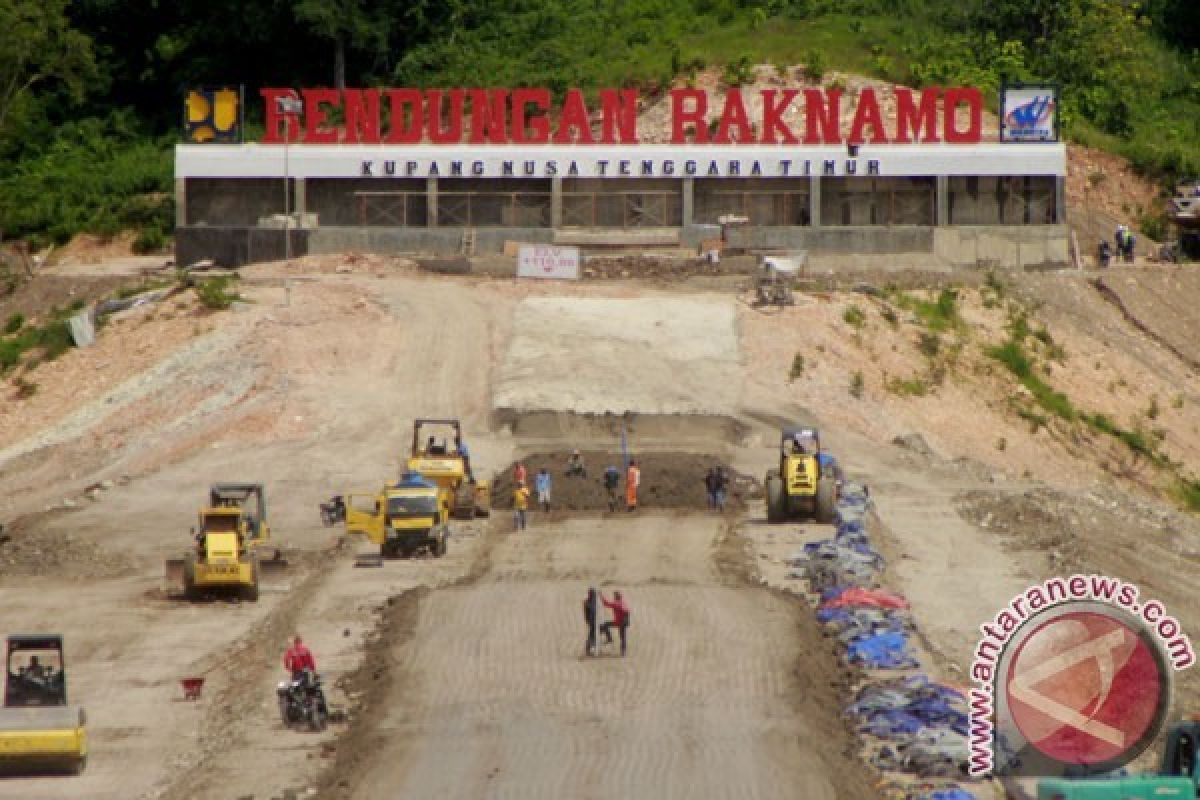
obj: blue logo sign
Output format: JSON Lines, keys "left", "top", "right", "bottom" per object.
{"left": 1002, "top": 88, "right": 1057, "bottom": 142}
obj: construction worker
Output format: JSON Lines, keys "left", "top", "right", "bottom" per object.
{"left": 283, "top": 636, "right": 317, "bottom": 681}
{"left": 600, "top": 590, "right": 631, "bottom": 656}
{"left": 705, "top": 468, "right": 719, "bottom": 510}
{"left": 603, "top": 466, "right": 621, "bottom": 512}
{"left": 583, "top": 588, "right": 599, "bottom": 656}
{"left": 455, "top": 436, "right": 474, "bottom": 482}
{"left": 535, "top": 467, "right": 552, "bottom": 512}
{"left": 513, "top": 480, "right": 530, "bottom": 531}
{"left": 713, "top": 466, "right": 728, "bottom": 512}
{"left": 566, "top": 450, "right": 586, "bottom": 478}
{"left": 625, "top": 459, "right": 640, "bottom": 512}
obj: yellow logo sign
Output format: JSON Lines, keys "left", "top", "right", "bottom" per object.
{"left": 184, "top": 87, "right": 242, "bottom": 143}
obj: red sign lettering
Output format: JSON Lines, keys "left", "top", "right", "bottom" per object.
{"left": 255, "top": 86, "right": 986, "bottom": 146}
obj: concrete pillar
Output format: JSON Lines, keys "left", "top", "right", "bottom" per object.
{"left": 551, "top": 175, "right": 563, "bottom": 228}
{"left": 808, "top": 176, "right": 821, "bottom": 228}
{"left": 427, "top": 176, "right": 438, "bottom": 227}
{"left": 294, "top": 178, "right": 307, "bottom": 222}
{"left": 1055, "top": 175, "right": 1067, "bottom": 224}
{"left": 175, "top": 177, "right": 188, "bottom": 228}
{"left": 681, "top": 177, "right": 695, "bottom": 227}
{"left": 936, "top": 175, "right": 949, "bottom": 226}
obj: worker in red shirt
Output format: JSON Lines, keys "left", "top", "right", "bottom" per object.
{"left": 283, "top": 635, "right": 316, "bottom": 680}
{"left": 600, "top": 591, "right": 631, "bottom": 657}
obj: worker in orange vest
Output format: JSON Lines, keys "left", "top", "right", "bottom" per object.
{"left": 625, "top": 459, "right": 640, "bottom": 512}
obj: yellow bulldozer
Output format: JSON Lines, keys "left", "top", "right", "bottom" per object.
{"left": 407, "top": 419, "right": 490, "bottom": 519}
{"left": 345, "top": 472, "right": 451, "bottom": 559}
{"left": 765, "top": 426, "right": 838, "bottom": 524}
{"left": 0, "top": 635, "right": 87, "bottom": 775}
{"left": 165, "top": 483, "right": 285, "bottom": 601}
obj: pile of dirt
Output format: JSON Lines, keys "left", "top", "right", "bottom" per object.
{"left": 0, "top": 512, "right": 128, "bottom": 579}
{"left": 491, "top": 451, "right": 758, "bottom": 511}
{"left": 582, "top": 255, "right": 735, "bottom": 281}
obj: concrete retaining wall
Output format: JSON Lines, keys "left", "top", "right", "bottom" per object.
{"left": 176, "top": 223, "right": 1070, "bottom": 270}
{"left": 308, "top": 227, "right": 553, "bottom": 256}
{"left": 933, "top": 226, "right": 1070, "bottom": 268}
{"left": 176, "top": 227, "right": 310, "bottom": 268}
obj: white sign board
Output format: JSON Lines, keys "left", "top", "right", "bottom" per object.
{"left": 177, "top": 142, "right": 1068, "bottom": 179}
{"left": 517, "top": 245, "right": 580, "bottom": 280}
{"left": 1000, "top": 86, "right": 1058, "bottom": 143}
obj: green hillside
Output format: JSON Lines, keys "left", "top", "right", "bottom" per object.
{"left": 1, "top": 0, "right": 1198, "bottom": 248}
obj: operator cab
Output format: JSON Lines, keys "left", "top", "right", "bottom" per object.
{"left": 5, "top": 636, "right": 66, "bottom": 708}
{"left": 781, "top": 427, "right": 821, "bottom": 467}
{"left": 1164, "top": 722, "right": 1199, "bottom": 779}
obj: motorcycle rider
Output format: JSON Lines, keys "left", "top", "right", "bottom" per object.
{"left": 279, "top": 635, "right": 327, "bottom": 727}
{"left": 283, "top": 635, "right": 316, "bottom": 681}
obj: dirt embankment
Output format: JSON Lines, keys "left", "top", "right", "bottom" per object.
{"left": 956, "top": 484, "right": 1200, "bottom": 715}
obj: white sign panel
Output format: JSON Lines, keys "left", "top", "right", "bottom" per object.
{"left": 1000, "top": 86, "right": 1058, "bottom": 143}
{"left": 176, "top": 142, "right": 1068, "bottom": 179}
{"left": 517, "top": 245, "right": 580, "bottom": 280}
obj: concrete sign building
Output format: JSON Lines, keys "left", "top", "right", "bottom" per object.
{"left": 174, "top": 86, "right": 1068, "bottom": 268}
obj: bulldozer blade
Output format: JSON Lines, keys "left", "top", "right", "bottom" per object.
{"left": 164, "top": 558, "right": 185, "bottom": 591}
{"left": 354, "top": 552, "right": 383, "bottom": 568}
{"left": 258, "top": 553, "right": 289, "bottom": 581}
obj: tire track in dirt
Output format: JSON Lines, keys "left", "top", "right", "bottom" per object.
{"left": 153, "top": 556, "right": 328, "bottom": 800}
{"left": 1090, "top": 277, "right": 1200, "bottom": 371}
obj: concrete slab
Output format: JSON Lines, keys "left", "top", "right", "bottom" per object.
{"left": 493, "top": 295, "right": 741, "bottom": 418}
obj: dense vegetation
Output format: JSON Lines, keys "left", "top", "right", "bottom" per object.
{"left": 1, "top": 0, "right": 1198, "bottom": 247}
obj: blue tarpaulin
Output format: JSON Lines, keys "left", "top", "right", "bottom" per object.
{"left": 845, "top": 632, "right": 919, "bottom": 669}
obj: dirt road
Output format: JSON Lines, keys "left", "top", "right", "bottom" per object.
{"left": 5, "top": 257, "right": 1199, "bottom": 800}
{"left": 336, "top": 513, "right": 874, "bottom": 800}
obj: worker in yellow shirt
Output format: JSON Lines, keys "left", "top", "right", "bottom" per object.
{"left": 513, "top": 480, "right": 530, "bottom": 531}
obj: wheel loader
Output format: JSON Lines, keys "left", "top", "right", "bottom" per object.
{"left": 344, "top": 471, "right": 451, "bottom": 559}
{"left": 1037, "top": 719, "right": 1199, "bottom": 798}
{"left": 0, "top": 635, "right": 87, "bottom": 775}
{"left": 165, "top": 483, "right": 285, "bottom": 601}
{"left": 406, "top": 419, "right": 490, "bottom": 519}
{"left": 764, "top": 426, "right": 837, "bottom": 524}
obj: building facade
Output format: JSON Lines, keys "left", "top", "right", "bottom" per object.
{"left": 175, "top": 87, "right": 1068, "bottom": 268}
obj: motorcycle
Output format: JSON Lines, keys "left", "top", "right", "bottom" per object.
{"left": 276, "top": 670, "right": 329, "bottom": 732}
{"left": 319, "top": 495, "right": 346, "bottom": 527}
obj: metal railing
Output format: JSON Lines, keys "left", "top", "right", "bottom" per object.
{"left": 561, "top": 190, "right": 680, "bottom": 228}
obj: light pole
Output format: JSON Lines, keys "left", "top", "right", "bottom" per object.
{"left": 276, "top": 95, "right": 304, "bottom": 262}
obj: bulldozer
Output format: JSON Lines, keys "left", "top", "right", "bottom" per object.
{"left": 165, "top": 483, "right": 285, "bottom": 601}
{"left": 406, "top": 419, "right": 490, "bottom": 519}
{"left": 765, "top": 426, "right": 837, "bottom": 524}
{"left": 1037, "top": 719, "right": 1199, "bottom": 798}
{"left": 0, "top": 635, "right": 87, "bottom": 775}
{"left": 345, "top": 471, "right": 451, "bottom": 559}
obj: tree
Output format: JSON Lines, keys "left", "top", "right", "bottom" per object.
{"left": 0, "top": 0, "right": 97, "bottom": 140}
{"left": 294, "top": 0, "right": 390, "bottom": 89}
